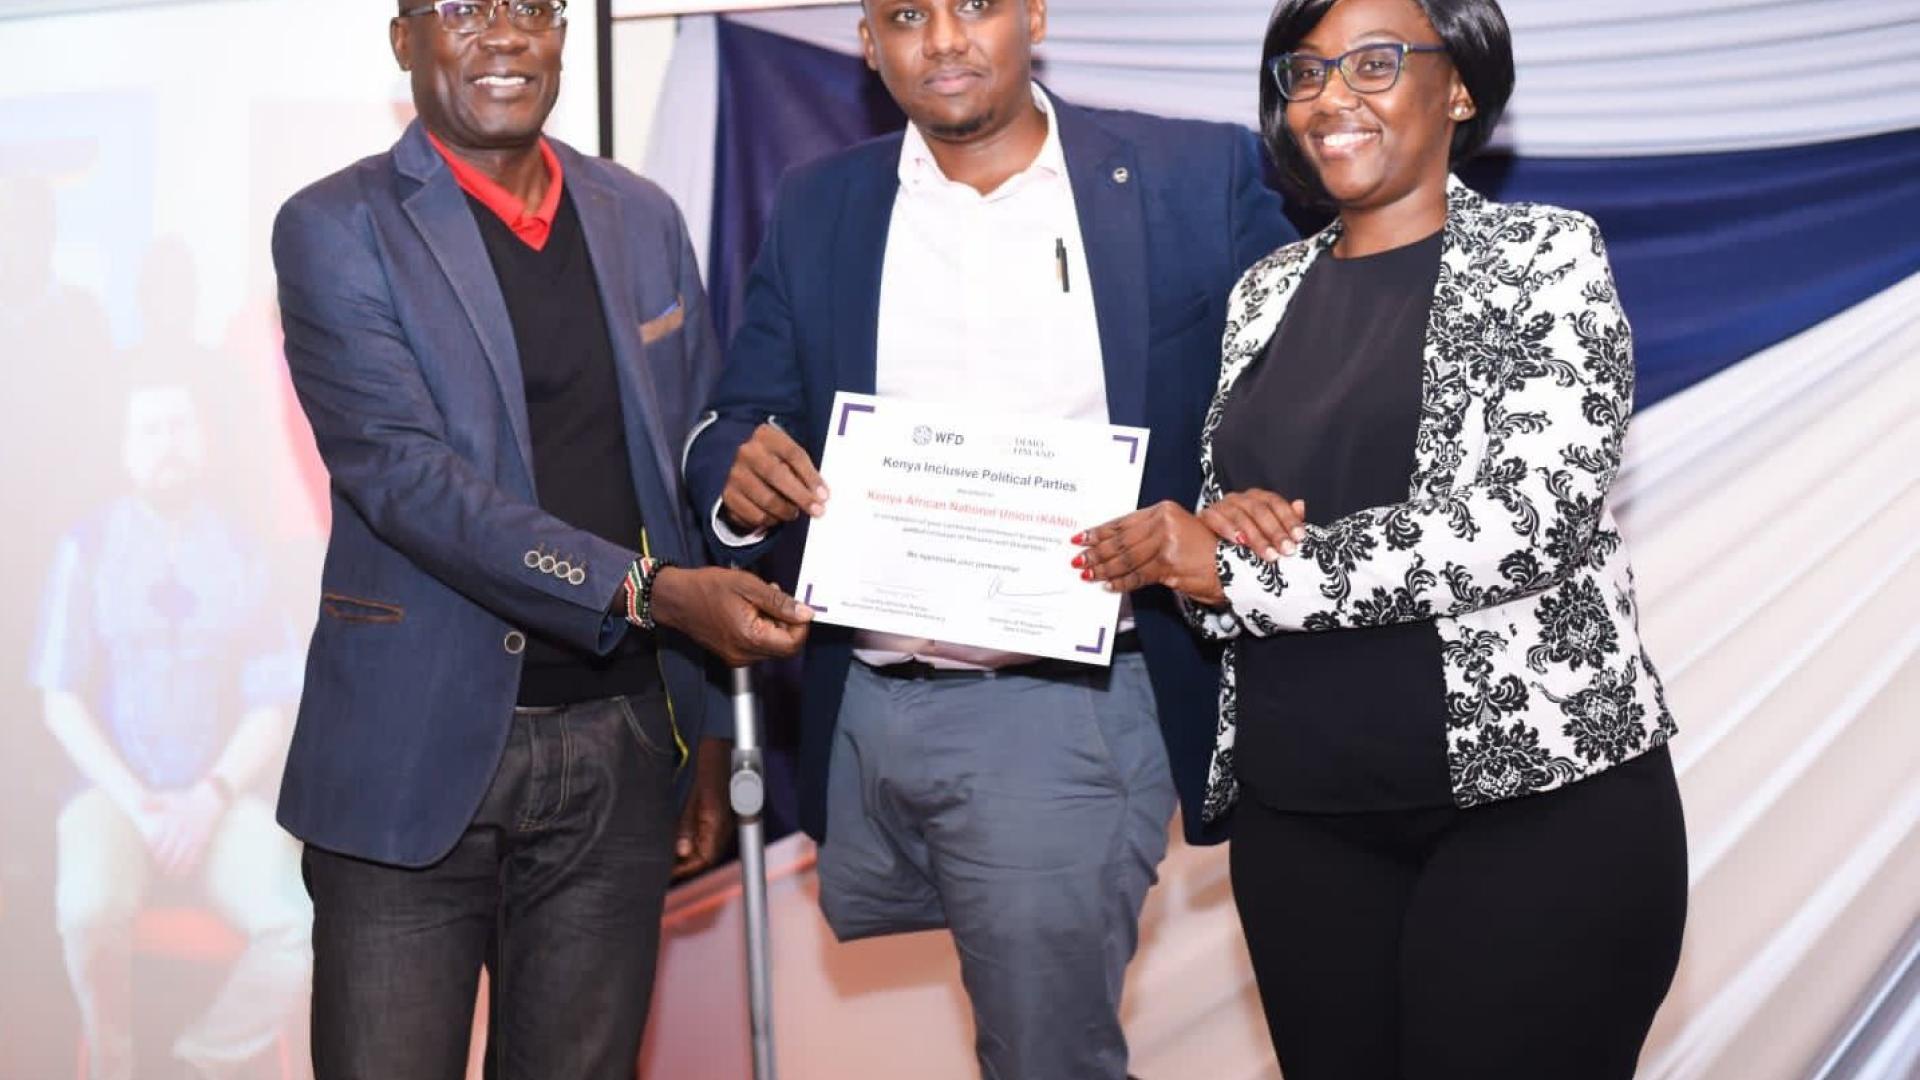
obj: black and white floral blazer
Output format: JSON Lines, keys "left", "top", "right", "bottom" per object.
{"left": 1190, "top": 175, "right": 1677, "bottom": 823}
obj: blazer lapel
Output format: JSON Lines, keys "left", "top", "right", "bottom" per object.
{"left": 566, "top": 155, "right": 685, "bottom": 539}
{"left": 1199, "top": 230, "right": 1331, "bottom": 500}
{"left": 394, "top": 122, "right": 536, "bottom": 482}
{"left": 1410, "top": 176, "right": 1493, "bottom": 500}
{"left": 1219, "top": 231, "right": 1333, "bottom": 396}
{"left": 1056, "top": 100, "right": 1148, "bottom": 429}
{"left": 830, "top": 157, "right": 898, "bottom": 404}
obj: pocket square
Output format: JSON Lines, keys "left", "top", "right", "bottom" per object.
{"left": 640, "top": 297, "right": 685, "bottom": 345}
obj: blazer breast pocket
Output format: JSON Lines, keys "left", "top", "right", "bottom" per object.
{"left": 639, "top": 296, "right": 685, "bottom": 346}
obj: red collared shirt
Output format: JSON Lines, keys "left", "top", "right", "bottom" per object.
{"left": 428, "top": 131, "right": 565, "bottom": 251}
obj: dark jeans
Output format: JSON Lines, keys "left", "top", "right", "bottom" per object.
{"left": 303, "top": 691, "right": 679, "bottom": 1080}
{"left": 1231, "top": 745, "right": 1688, "bottom": 1080}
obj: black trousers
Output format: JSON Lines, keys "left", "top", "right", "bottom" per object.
{"left": 303, "top": 690, "right": 680, "bottom": 1080}
{"left": 1230, "top": 745, "right": 1688, "bottom": 1080}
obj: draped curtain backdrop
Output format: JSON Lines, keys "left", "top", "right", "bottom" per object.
{"left": 636, "top": 0, "right": 1920, "bottom": 836}
{"left": 629, "top": 5, "right": 1920, "bottom": 1077}
{"left": 647, "top": 1, "right": 1920, "bottom": 410}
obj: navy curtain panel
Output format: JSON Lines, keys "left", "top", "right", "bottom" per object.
{"left": 708, "top": 17, "right": 1920, "bottom": 408}
{"left": 1459, "top": 131, "right": 1920, "bottom": 404}
{"left": 709, "top": 21, "right": 904, "bottom": 339}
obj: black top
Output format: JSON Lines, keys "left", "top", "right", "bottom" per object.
{"left": 1211, "top": 229, "right": 1453, "bottom": 811}
{"left": 468, "top": 188, "right": 660, "bottom": 707}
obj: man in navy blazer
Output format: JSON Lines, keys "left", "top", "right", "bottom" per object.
{"left": 272, "top": 3, "right": 810, "bottom": 1076}
{"left": 683, "top": 1, "right": 1292, "bottom": 1074}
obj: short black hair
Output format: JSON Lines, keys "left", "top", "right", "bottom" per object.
{"left": 1258, "top": 0, "right": 1514, "bottom": 208}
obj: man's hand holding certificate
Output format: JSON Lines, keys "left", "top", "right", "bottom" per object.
{"left": 793, "top": 393, "right": 1148, "bottom": 665}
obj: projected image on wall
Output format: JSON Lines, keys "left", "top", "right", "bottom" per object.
{"left": 5, "top": 128, "right": 313, "bottom": 1080}
{"left": 2, "top": 2, "right": 600, "bottom": 1072}
{"left": 2, "top": 14, "right": 436, "bottom": 1078}
{"left": 33, "top": 366, "right": 312, "bottom": 1079}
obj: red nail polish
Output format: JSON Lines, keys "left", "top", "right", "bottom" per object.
{"left": 1070, "top": 532, "right": 1086, "bottom": 545}
{"left": 1071, "top": 554, "right": 1086, "bottom": 568}
{"left": 1235, "top": 531, "right": 1249, "bottom": 546}
{"left": 1080, "top": 569, "right": 1093, "bottom": 581}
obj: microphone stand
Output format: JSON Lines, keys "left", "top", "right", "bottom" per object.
{"left": 730, "top": 665, "right": 777, "bottom": 1080}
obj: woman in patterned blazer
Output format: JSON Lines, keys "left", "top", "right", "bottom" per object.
{"left": 1077, "top": 0, "right": 1687, "bottom": 1076}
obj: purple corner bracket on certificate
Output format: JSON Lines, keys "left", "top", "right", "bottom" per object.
{"left": 836, "top": 401, "right": 876, "bottom": 437}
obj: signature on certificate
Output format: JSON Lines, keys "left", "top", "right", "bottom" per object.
{"left": 987, "top": 574, "right": 1069, "bottom": 601}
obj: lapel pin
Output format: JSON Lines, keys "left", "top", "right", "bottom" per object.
{"left": 1111, "top": 166, "right": 1131, "bottom": 185}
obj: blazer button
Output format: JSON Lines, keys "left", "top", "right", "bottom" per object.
{"left": 554, "top": 560, "right": 573, "bottom": 579}
{"left": 524, "top": 551, "right": 541, "bottom": 569}
{"left": 568, "top": 568, "right": 587, "bottom": 586}
{"left": 539, "top": 555, "right": 558, "bottom": 574}
{"left": 504, "top": 630, "right": 527, "bottom": 655}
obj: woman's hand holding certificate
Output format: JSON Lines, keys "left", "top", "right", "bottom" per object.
{"left": 1076, "top": 489, "right": 1309, "bottom": 606}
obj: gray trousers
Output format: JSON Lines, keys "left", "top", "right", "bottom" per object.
{"left": 818, "top": 653, "right": 1177, "bottom": 1080}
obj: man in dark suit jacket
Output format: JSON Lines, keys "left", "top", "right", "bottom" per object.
{"left": 271, "top": 3, "right": 810, "bottom": 1076}
{"left": 682, "top": 2, "right": 1292, "bottom": 1074}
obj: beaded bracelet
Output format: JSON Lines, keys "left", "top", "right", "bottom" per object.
{"left": 623, "top": 556, "right": 675, "bottom": 631}
{"left": 622, "top": 561, "right": 644, "bottom": 625}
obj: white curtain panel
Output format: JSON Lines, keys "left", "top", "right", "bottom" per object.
{"left": 713, "top": 0, "right": 1920, "bottom": 157}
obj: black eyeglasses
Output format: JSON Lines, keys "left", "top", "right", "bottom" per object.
{"left": 397, "top": 0, "right": 568, "bottom": 35}
{"left": 1269, "top": 42, "right": 1448, "bottom": 102}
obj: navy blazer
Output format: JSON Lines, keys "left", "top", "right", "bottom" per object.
{"left": 272, "top": 121, "right": 725, "bottom": 867}
{"left": 683, "top": 98, "right": 1294, "bottom": 845}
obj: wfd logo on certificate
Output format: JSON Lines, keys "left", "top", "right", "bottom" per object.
{"left": 796, "top": 392, "right": 1150, "bottom": 665}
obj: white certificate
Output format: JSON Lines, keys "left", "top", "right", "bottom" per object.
{"left": 795, "top": 392, "right": 1149, "bottom": 665}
